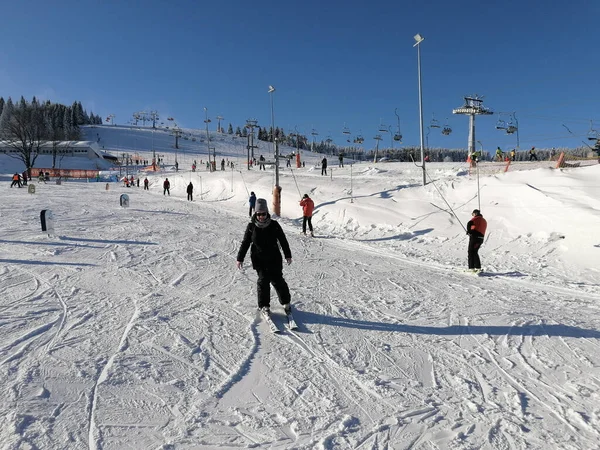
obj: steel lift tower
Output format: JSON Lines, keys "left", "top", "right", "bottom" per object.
{"left": 452, "top": 95, "right": 493, "bottom": 155}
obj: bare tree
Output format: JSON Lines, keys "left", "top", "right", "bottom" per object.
{"left": 2, "top": 106, "right": 45, "bottom": 172}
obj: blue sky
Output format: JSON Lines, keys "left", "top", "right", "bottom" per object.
{"left": 1, "top": 0, "right": 599, "bottom": 152}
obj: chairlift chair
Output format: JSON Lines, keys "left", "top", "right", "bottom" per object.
{"left": 430, "top": 118, "right": 440, "bottom": 128}
{"left": 441, "top": 118, "right": 452, "bottom": 135}
{"left": 393, "top": 133, "right": 402, "bottom": 142}
{"left": 495, "top": 119, "right": 506, "bottom": 130}
{"left": 588, "top": 121, "right": 599, "bottom": 140}
{"left": 506, "top": 122, "right": 517, "bottom": 134}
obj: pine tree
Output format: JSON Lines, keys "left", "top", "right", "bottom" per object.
{"left": 0, "top": 97, "right": 14, "bottom": 135}
{"left": 0, "top": 97, "right": 4, "bottom": 118}
{"left": 227, "top": 123, "right": 233, "bottom": 134}
{"left": 63, "top": 107, "right": 74, "bottom": 140}
{"left": 235, "top": 126, "right": 242, "bottom": 136}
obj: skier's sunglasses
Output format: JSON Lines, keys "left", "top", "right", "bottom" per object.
{"left": 256, "top": 212, "right": 267, "bottom": 217}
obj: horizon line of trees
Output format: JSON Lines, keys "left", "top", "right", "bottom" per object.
{"left": 0, "top": 96, "right": 102, "bottom": 171}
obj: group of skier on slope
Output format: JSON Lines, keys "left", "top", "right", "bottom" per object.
{"left": 238, "top": 190, "right": 487, "bottom": 319}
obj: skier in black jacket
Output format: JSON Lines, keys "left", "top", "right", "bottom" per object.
{"left": 236, "top": 198, "right": 292, "bottom": 313}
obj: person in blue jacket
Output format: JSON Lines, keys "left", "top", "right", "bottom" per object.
{"left": 248, "top": 191, "right": 257, "bottom": 217}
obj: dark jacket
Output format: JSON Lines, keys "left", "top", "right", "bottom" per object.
{"left": 237, "top": 216, "right": 292, "bottom": 270}
{"left": 249, "top": 194, "right": 256, "bottom": 207}
{"left": 187, "top": 183, "right": 193, "bottom": 194}
{"left": 467, "top": 214, "right": 487, "bottom": 239}
{"left": 163, "top": 180, "right": 170, "bottom": 189}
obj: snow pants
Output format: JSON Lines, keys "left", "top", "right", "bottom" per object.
{"left": 468, "top": 235, "right": 483, "bottom": 269}
{"left": 256, "top": 266, "right": 290, "bottom": 308}
{"left": 302, "top": 216, "right": 313, "bottom": 234}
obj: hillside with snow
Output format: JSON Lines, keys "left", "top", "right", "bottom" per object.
{"left": 0, "top": 125, "right": 599, "bottom": 449}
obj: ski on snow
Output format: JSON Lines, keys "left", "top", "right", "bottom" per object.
{"left": 260, "top": 308, "right": 280, "bottom": 333}
{"left": 285, "top": 308, "right": 299, "bottom": 330}
{"left": 260, "top": 307, "right": 299, "bottom": 333}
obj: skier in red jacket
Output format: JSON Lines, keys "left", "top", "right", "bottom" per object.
{"left": 466, "top": 209, "right": 487, "bottom": 271}
{"left": 299, "top": 194, "right": 315, "bottom": 237}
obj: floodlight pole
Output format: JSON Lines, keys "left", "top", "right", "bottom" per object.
{"left": 204, "top": 107, "right": 211, "bottom": 171}
{"left": 414, "top": 34, "right": 426, "bottom": 186}
{"left": 268, "top": 85, "right": 281, "bottom": 216}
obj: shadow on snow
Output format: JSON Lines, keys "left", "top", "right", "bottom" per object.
{"left": 58, "top": 236, "right": 158, "bottom": 245}
{"left": 0, "top": 258, "right": 97, "bottom": 267}
{"left": 297, "top": 311, "right": 600, "bottom": 338}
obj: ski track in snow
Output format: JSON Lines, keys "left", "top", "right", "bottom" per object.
{"left": 1, "top": 158, "right": 600, "bottom": 449}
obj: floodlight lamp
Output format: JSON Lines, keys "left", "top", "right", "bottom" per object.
{"left": 268, "top": 86, "right": 276, "bottom": 93}
{"left": 413, "top": 33, "right": 424, "bottom": 46}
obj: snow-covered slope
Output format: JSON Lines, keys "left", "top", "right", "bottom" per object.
{"left": 1, "top": 125, "right": 599, "bottom": 449}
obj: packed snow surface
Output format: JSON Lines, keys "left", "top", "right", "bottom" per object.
{"left": 1, "top": 125, "right": 599, "bottom": 449}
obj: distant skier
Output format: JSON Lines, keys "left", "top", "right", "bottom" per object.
{"left": 186, "top": 182, "right": 193, "bottom": 201}
{"left": 466, "top": 209, "right": 487, "bottom": 272}
{"left": 495, "top": 147, "right": 503, "bottom": 161}
{"left": 529, "top": 147, "right": 538, "bottom": 161}
{"left": 21, "top": 170, "right": 28, "bottom": 186}
{"left": 10, "top": 173, "right": 22, "bottom": 188}
{"left": 143, "top": 177, "right": 149, "bottom": 190}
{"left": 510, "top": 149, "right": 516, "bottom": 161}
{"left": 321, "top": 157, "right": 328, "bottom": 176}
{"left": 236, "top": 198, "right": 293, "bottom": 314}
{"left": 221, "top": 158, "right": 225, "bottom": 171}
{"left": 163, "top": 178, "right": 170, "bottom": 196}
{"left": 299, "top": 194, "right": 315, "bottom": 237}
{"left": 248, "top": 191, "right": 257, "bottom": 217}
{"left": 259, "top": 155, "right": 266, "bottom": 170}
{"left": 338, "top": 153, "right": 344, "bottom": 168}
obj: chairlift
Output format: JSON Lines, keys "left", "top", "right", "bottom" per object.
{"left": 429, "top": 116, "right": 440, "bottom": 128}
{"left": 311, "top": 129, "right": 318, "bottom": 136}
{"left": 506, "top": 122, "right": 517, "bottom": 134}
{"left": 374, "top": 134, "right": 383, "bottom": 141}
{"left": 354, "top": 134, "right": 364, "bottom": 144}
{"left": 167, "top": 117, "right": 174, "bottom": 121}
{"left": 587, "top": 121, "right": 599, "bottom": 140}
{"left": 342, "top": 122, "right": 351, "bottom": 135}
{"left": 495, "top": 114, "right": 507, "bottom": 130}
{"left": 441, "top": 118, "right": 452, "bottom": 135}
{"left": 393, "top": 133, "right": 402, "bottom": 142}
{"left": 378, "top": 120, "right": 389, "bottom": 133}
